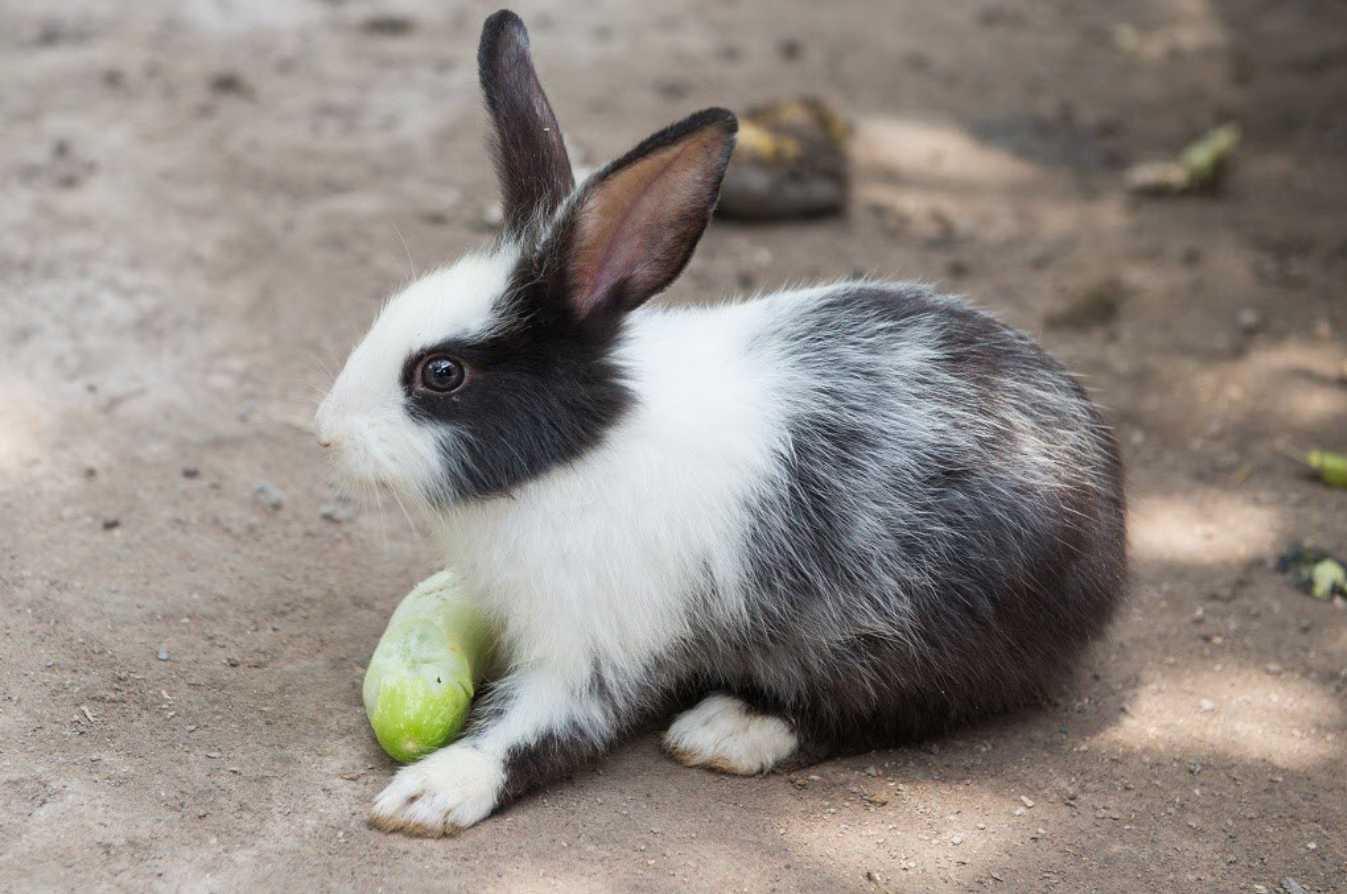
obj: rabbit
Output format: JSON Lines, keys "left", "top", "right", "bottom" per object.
{"left": 314, "top": 9, "right": 1127, "bottom": 838}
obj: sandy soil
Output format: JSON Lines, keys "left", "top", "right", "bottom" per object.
{"left": 2, "top": 1, "right": 1345, "bottom": 891}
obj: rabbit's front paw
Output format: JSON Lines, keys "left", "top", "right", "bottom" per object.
{"left": 369, "top": 743, "right": 504, "bottom": 837}
{"left": 664, "top": 693, "right": 797, "bottom": 775}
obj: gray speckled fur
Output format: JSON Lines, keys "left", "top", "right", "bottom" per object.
{"left": 674, "top": 282, "right": 1126, "bottom": 746}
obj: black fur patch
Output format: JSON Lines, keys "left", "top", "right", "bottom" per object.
{"left": 478, "top": 11, "right": 574, "bottom": 237}
{"left": 404, "top": 259, "right": 632, "bottom": 503}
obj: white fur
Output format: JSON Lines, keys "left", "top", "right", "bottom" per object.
{"left": 315, "top": 249, "right": 518, "bottom": 498}
{"left": 440, "top": 294, "right": 796, "bottom": 693}
{"left": 369, "top": 741, "right": 505, "bottom": 836}
{"left": 664, "top": 693, "right": 798, "bottom": 774}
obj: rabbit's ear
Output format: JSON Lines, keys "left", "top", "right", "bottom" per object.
{"left": 478, "top": 10, "right": 574, "bottom": 236}
{"left": 552, "top": 108, "right": 737, "bottom": 320}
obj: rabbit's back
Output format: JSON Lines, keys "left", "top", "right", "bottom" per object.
{"left": 684, "top": 282, "right": 1126, "bottom": 743}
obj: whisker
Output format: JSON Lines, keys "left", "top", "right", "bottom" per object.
{"left": 386, "top": 484, "right": 423, "bottom": 539}
{"left": 391, "top": 221, "right": 417, "bottom": 282}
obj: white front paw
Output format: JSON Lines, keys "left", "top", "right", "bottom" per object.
{"left": 369, "top": 742, "right": 505, "bottom": 837}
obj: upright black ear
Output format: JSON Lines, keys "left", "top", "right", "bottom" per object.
{"left": 551, "top": 108, "right": 738, "bottom": 320}
{"left": 478, "top": 10, "right": 574, "bottom": 236}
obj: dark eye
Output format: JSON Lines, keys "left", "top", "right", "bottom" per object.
{"left": 416, "top": 354, "right": 466, "bottom": 393}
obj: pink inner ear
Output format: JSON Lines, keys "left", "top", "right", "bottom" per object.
{"left": 569, "top": 130, "right": 723, "bottom": 317}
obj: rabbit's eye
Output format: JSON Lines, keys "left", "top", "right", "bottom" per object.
{"left": 416, "top": 355, "right": 467, "bottom": 393}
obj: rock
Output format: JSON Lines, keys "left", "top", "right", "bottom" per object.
{"left": 253, "top": 483, "right": 285, "bottom": 511}
{"left": 181, "top": 467, "right": 200, "bottom": 479}
{"left": 1019, "top": 796, "right": 1035, "bottom": 808}
{"left": 102, "top": 518, "right": 121, "bottom": 531}
{"left": 1199, "top": 699, "right": 1216, "bottom": 712}
{"left": 716, "top": 97, "right": 850, "bottom": 221}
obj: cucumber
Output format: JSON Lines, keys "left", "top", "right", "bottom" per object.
{"left": 362, "top": 570, "right": 496, "bottom": 764}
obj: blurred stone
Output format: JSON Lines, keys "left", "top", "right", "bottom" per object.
{"left": 717, "top": 97, "right": 850, "bottom": 221}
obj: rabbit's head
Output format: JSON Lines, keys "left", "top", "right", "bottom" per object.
{"left": 315, "top": 10, "right": 736, "bottom": 507}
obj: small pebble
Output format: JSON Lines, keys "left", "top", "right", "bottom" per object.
{"left": 950, "top": 834, "right": 963, "bottom": 845}
{"left": 776, "top": 37, "right": 803, "bottom": 61}
{"left": 1019, "top": 796, "right": 1035, "bottom": 808}
{"left": 320, "top": 498, "right": 357, "bottom": 524}
{"left": 1264, "top": 663, "right": 1283, "bottom": 675}
{"left": 361, "top": 14, "right": 416, "bottom": 36}
{"left": 1236, "top": 308, "right": 1263, "bottom": 334}
{"left": 157, "top": 645, "right": 170, "bottom": 662}
{"left": 652, "top": 78, "right": 690, "bottom": 100}
{"left": 253, "top": 483, "right": 285, "bottom": 511}
{"left": 102, "top": 518, "right": 121, "bottom": 531}
{"left": 205, "top": 751, "right": 222, "bottom": 759}
{"left": 1199, "top": 699, "right": 1216, "bottom": 712}
{"left": 864, "top": 765, "right": 880, "bottom": 777}
{"left": 207, "top": 71, "right": 255, "bottom": 99}
{"left": 181, "top": 467, "right": 200, "bottom": 479}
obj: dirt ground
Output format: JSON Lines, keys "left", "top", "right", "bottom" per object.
{"left": 2, "top": 0, "right": 1345, "bottom": 891}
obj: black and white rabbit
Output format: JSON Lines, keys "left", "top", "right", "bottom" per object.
{"left": 315, "top": 10, "right": 1126, "bottom": 837}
